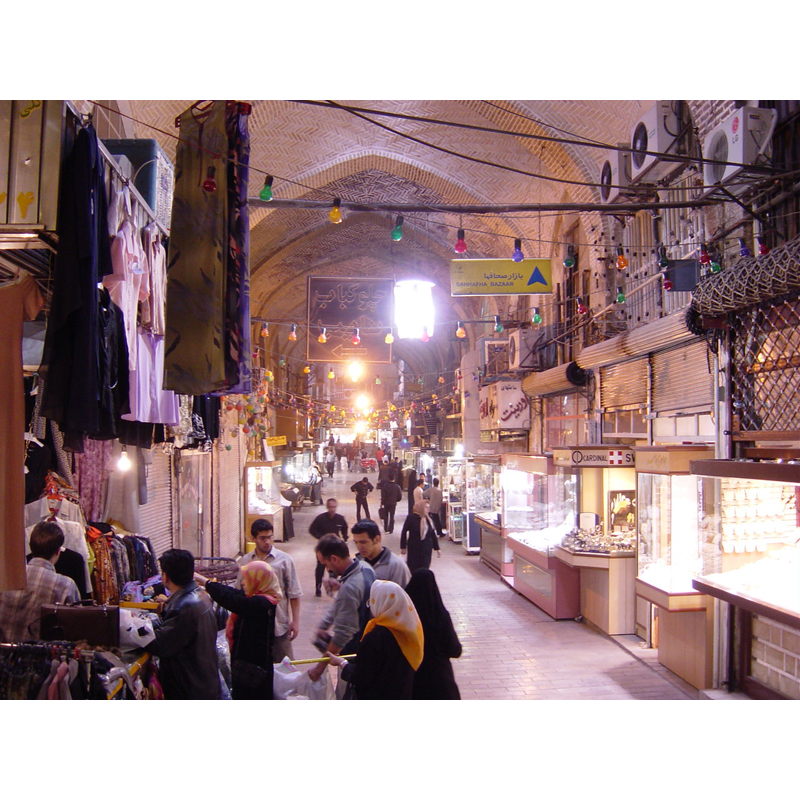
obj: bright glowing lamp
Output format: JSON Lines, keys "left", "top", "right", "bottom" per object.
{"left": 394, "top": 280, "right": 435, "bottom": 339}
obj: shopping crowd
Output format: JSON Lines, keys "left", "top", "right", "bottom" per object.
{"left": 0, "top": 463, "right": 460, "bottom": 701}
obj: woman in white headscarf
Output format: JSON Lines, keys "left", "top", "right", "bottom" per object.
{"left": 327, "top": 579, "right": 424, "bottom": 700}
{"left": 401, "top": 500, "right": 441, "bottom": 573}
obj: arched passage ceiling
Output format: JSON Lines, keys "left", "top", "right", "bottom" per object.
{"left": 126, "top": 99, "right": 649, "bottom": 379}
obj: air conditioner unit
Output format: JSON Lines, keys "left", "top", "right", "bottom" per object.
{"left": 477, "top": 337, "right": 510, "bottom": 376}
{"left": 599, "top": 145, "right": 631, "bottom": 203}
{"left": 702, "top": 106, "right": 777, "bottom": 195}
{"left": 630, "top": 101, "right": 683, "bottom": 183}
{"left": 508, "top": 329, "right": 537, "bottom": 370}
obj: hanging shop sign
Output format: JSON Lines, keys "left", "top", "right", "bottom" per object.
{"left": 479, "top": 381, "right": 531, "bottom": 431}
{"left": 450, "top": 259, "right": 553, "bottom": 296}
{"left": 307, "top": 277, "right": 394, "bottom": 363}
{"left": 553, "top": 447, "right": 634, "bottom": 468}
{"left": 266, "top": 435, "right": 287, "bottom": 447}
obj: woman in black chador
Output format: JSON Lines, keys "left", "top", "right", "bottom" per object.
{"left": 405, "top": 568, "right": 462, "bottom": 699}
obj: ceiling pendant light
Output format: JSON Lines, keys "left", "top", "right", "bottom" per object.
{"left": 328, "top": 369, "right": 335, "bottom": 379}
{"left": 351, "top": 327, "right": 361, "bottom": 346}
{"left": 329, "top": 198, "right": 343, "bottom": 224}
{"left": 532, "top": 307, "right": 542, "bottom": 325}
{"left": 317, "top": 327, "right": 327, "bottom": 344}
{"left": 757, "top": 236, "right": 770, "bottom": 256}
{"left": 279, "top": 356, "right": 286, "bottom": 367}
{"left": 454, "top": 228, "right": 467, "bottom": 254}
{"left": 738, "top": 238, "right": 752, "bottom": 258}
{"left": 577, "top": 299, "right": 589, "bottom": 315}
{"left": 288, "top": 324, "right": 297, "bottom": 342}
{"left": 699, "top": 244, "right": 711, "bottom": 266}
{"left": 563, "top": 244, "right": 576, "bottom": 269}
{"left": 616, "top": 287, "right": 626, "bottom": 304}
{"left": 657, "top": 245, "right": 669, "bottom": 270}
{"left": 259, "top": 175, "right": 274, "bottom": 202}
{"left": 384, "top": 330, "right": 394, "bottom": 344}
{"left": 260, "top": 322, "right": 269, "bottom": 338}
{"left": 303, "top": 365, "right": 311, "bottom": 374}
{"left": 662, "top": 274, "right": 673, "bottom": 291}
{"left": 512, "top": 239, "right": 524, "bottom": 263}
{"left": 421, "top": 326, "right": 430, "bottom": 343}
{"left": 455, "top": 321, "right": 467, "bottom": 339}
{"left": 493, "top": 315, "right": 504, "bottom": 333}
{"left": 391, "top": 215, "right": 404, "bottom": 241}
{"left": 615, "top": 246, "right": 628, "bottom": 271}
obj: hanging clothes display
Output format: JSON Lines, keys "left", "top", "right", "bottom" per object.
{"left": 223, "top": 101, "right": 252, "bottom": 394}
{"left": 72, "top": 438, "right": 114, "bottom": 524}
{"left": 121, "top": 328, "right": 179, "bottom": 425}
{"left": 140, "top": 222, "right": 167, "bottom": 337}
{"left": 39, "top": 123, "right": 114, "bottom": 444}
{"left": 0, "top": 272, "right": 44, "bottom": 592}
{"left": 164, "top": 100, "right": 252, "bottom": 395}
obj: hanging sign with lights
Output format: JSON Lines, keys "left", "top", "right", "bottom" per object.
{"left": 450, "top": 258, "right": 553, "bottom": 296}
{"left": 306, "top": 277, "right": 394, "bottom": 363}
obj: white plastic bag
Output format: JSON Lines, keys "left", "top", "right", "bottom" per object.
{"left": 119, "top": 608, "right": 156, "bottom": 650}
{"left": 272, "top": 657, "right": 335, "bottom": 700}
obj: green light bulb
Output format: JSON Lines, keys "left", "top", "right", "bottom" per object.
{"left": 710, "top": 261, "right": 722, "bottom": 273}
{"left": 616, "top": 288, "right": 626, "bottom": 304}
{"left": 259, "top": 176, "right": 274, "bottom": 202}
{"left": 532, "top": 308, "right": 542, "bottom": 325}
{"left": 391, "top": 215, "right": 404, "bottom": 241}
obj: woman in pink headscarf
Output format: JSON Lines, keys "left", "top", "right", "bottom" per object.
{"left": 196, "top": 561, "right": 282, "bottom": 700}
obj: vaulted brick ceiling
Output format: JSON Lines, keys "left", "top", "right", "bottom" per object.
{"left": 125, "top": 99, "right": 648, "bottom": 378}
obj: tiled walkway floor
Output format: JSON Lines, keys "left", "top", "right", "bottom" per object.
{"left": 279, "top": 467, "right": 699, "bottom": 700}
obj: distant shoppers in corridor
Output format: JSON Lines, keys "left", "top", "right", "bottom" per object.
{"left": 401, "top": 500, "right": 441, "bottom": 573}
{"left": 350, "top": 476, "right": 374, "bottom": 521}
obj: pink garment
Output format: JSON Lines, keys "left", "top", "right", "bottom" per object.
{"left": 103, "top": 219, "right": 148, "bottom": 370}
{"left": 73, "top": 438, "right": 114, "bottom": 522}
{"left": 140, "top": 223, "right": 166, "bottom": 336}
{"left": 121, "top": 328, "right": 180, "bottom": 425}
{"left": 47, "top": 660, "right": 70, "bottom": 700}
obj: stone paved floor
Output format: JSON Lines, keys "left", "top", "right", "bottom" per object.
{"left": 279, "top": 465, "right": 700, "bottom": 700}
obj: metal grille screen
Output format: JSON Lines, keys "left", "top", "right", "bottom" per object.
{"left": 730, "top": 294, "right": 800, "bottom": 432}
{"left": 651, "top": 340, "right": 713, "bottom": 412}
{"left": 140, "top": 449, "right": 173, "bottom": 558}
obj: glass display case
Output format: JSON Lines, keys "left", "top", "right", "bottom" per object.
{"left": 444, "top": 456, "right": 470, "bottom": 542}
{"left": 550, "top": 447, "right": 637, "bottom": 635}
{"left": 464, "top": 457, "right": 500, "bottom": 554}
{"left": 244, "top": 461, "right": 284, "bottom": 542}
{"left": 689, "top": 459, "right": 800, "bottom": 699}
{"left": 632, "top": 446, "right": 716, "bottom": 690}
{"left": 282, "top": 450, "right": 314, "bottom": 485}
{"left": 502, "top": 455, "right": 581, "bottom": 619}
{"left": 691, "top": 460, "right": 800, "bottom": 618}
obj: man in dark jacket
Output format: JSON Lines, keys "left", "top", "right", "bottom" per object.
{"left": 309, "top": 498, "right": 349, "bottom": 597}
{"left": 145, "top": 549, "right": 220, "bottom": 700}
{"left": 350, "top": 476, "right": 374, "bottom": 521}
{"left": 380, "top": 479, "right": 403, "bottom": 534}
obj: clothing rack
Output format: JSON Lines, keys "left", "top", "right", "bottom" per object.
{"left": 64, "top": 100, "right": 169, "bottom": 239}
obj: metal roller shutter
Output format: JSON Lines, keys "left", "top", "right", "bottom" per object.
{"left": 140, "top": 449, "right": 174, "bottom": 559}
{"left": 651, "top": 340, "right": 713, "bottom": 412}
{"left": 216, "top": 431, "right": 246, "bottom": 559}
{"left": 600, "top": 357, "right": 648, "bottom": 409}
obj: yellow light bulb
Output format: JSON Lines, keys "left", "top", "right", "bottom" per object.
{"left": 329, "top": 198, "right": 343, "bottom": 224}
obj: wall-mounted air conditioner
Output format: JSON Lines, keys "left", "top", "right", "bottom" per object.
{"left": 630, "top": 101, "right": 684, "bottom": 184}
{"left": 508, "top": 329, "right": 537, "bottom": 370}
{"left": 701, "top": 106, "right": 777, "bottom": 196}
{"left": 599, "top": 145, "right": 631, "bottom": 203}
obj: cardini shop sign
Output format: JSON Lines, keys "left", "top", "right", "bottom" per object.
{"left": 553, "top": 447, "right": 634, "bottom": 468}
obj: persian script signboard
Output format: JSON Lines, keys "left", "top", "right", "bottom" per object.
{"left": 306, "top": 277, "right": 394, "bottom": 363}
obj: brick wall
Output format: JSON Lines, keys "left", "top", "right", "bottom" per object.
{"left": 751, "top": 614, "right": 800, "bottom": 699}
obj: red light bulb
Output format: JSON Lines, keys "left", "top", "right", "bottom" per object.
{"left": 203, "top": 166, "right": 217, "bottom": 192}
{"left": 454, "top": 229, "right": 467, "bottom": 254}
{"left": 663, "top": 276, "right": 673, "bottom": 291}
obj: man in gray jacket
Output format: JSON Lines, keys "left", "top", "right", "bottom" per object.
{"left": 351, "top": 519, "right": 411, "bottom": 588}
{"left": 308, "top": 535, "right": 375, "bottom": 695}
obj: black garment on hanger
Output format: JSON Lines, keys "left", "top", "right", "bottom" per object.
{"left": 40, "top": 122, "right": 114, "bottom": 440}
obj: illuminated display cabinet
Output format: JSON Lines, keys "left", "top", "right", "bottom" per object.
{"left": 443, "top": 456, "right": 470, "bottom": 543}
{"left": 501, "top": 455, "right": 581, "bottom": 620}
{"left": 551, "top": 447, "right": 637, "bottom": 635}
{"left": 463, "top": 457, "right": 500, "bottom": 553}
{"left": 690, "top": 459, "right": 800, "bottom": 700}
{"left": 633, "top": 446, "right": 716, "bottom": 690}
{"left": 243, "top": 461, "right": 284, "bottom": 542}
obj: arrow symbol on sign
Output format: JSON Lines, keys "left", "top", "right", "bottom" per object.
{"left": 527, "top": 267, "right": 547, "bottom": 287}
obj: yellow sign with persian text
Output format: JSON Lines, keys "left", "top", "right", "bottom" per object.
{"left": 266, "top": 436, "right": 287, "bottom": 447}
{"left": 450, "top": 259, "right": 553, "bottom": 296}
